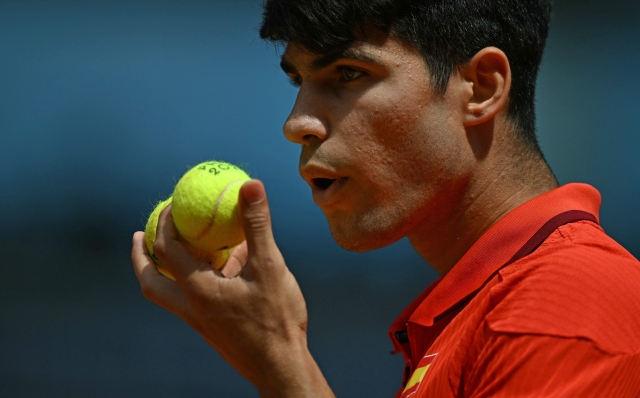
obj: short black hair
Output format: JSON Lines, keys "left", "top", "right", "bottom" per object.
{"left": 260, "top": 0, "right": 553, "bottom": 153}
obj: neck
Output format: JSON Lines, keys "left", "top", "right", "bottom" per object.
{"left": 408, "top": 145, "right": 558, "bottom": 277}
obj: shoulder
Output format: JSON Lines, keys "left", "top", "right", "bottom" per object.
{"left": 485, "top": 220, "right": 640, "bottom": 354}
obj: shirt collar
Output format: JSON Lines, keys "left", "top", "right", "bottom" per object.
{"left": 389, "top": 183, "right": 601, "bottom": 349}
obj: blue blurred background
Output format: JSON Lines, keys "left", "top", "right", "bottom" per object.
{"left": 0, "top": 0, "right": 638, "bottom": 396}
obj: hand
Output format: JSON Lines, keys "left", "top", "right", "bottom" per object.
{"left": 131, "top": 180, "right": 334, "bottom": 397}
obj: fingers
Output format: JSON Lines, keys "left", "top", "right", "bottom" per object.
{"left": 221, "top": 242, "right": 248, "bottom": 278}
{"left": 154, "top": 204, "right": 222, "bottom": 284}
{"left": 238, "top": 180, "right": 283, "bottom": 277}
{"left": 147, "top": 180, "right": 279, "bottom": 286}
{"left": 131, "top": 231, "right": 191, "bottom": 318}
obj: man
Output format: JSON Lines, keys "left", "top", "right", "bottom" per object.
{"left": 132, "top": 0, "right": 640, "bottom": 396}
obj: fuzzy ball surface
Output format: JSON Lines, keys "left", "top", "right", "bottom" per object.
{"left": 144, "top": 159, "right": 248, "bottom": 279}
{"left": 172, "top": 160, "right": 251, "bottom": 254}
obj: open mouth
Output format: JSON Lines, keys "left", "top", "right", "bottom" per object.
{"left": 312, "top": 177, "right": 337, "bottom": 190}
{"left": 308, "top": 176, "right": 348, "bottom": 205}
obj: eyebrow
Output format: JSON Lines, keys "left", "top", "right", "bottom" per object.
{"left": 280, "top": 48, "right": 380, "bottom": 75}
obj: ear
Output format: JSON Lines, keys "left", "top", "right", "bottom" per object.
{"left": 460, "top": 47, "right": 511, "bottom": 127}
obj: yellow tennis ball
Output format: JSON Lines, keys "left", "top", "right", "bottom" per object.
{"left": 145, "top": 197, "right": 175, "bottom": 279}
{"left": 172, "top": 160, "right": 251, "bottom": 255}
{"left": 144, "top": 196, "right": 231, "bottom": 280}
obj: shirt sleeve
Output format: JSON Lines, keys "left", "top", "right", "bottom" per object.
{"left": 462, "top": 327, "right": 640, "bottom": 397}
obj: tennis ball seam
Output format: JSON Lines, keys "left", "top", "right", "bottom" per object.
{"left": 193, "top": 179, "right": 246, "bottom": 241}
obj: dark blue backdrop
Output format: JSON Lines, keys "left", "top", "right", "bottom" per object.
{"left": 1, "top": 1, "right": 638, "bottom": 396}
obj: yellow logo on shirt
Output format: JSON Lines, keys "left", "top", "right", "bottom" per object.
{"left": 401, "top": 354, "right": 438, "bottom": 397}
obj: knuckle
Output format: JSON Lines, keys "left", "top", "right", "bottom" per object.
{"left": 153, "top": 239, "right": 168, "bottom": 259}
{"left": 244, "top": 210, "right": 271, "bottom": 231}
{"left": 139, "top": 280, "right": 157, "bottom": 302}
{"left": 252, "top": 256, "right": 276, "bottom": 270}
{"left": 247, "top": 256, "right": 281, "bottom": 277}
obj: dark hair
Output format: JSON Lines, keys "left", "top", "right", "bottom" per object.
{"left": 260, "top": 0, "right": 553, "bottom": 153}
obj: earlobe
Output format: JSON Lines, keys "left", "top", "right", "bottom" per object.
{"left": 462, "top": 47, "right": 511, "bottom": 127}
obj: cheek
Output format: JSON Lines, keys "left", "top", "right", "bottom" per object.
{"left": 346, "top": 95, "right": 472, "bottom": 225}
{"left": 350, "top": 91, "right": 453, "bottom": 178}
{"left": 318, "top": 72, "right": 474, "bottom": 249}
{"left": 345, "top": 91, "right": 423, "bottom": 156}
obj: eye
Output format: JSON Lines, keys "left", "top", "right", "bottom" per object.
{"left": 338, "top": 66, "right": 364, "bottom": 82}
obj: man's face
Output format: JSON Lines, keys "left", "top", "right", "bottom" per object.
{"left": 280, "top": 33, "right": 474, "bottom": 252}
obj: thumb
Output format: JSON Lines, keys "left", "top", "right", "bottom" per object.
{"left": 238, "top": 179, "right": 279, "bottom": 267}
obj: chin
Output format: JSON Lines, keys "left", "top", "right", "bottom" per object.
{"left": 328, "top": 217, "right": 406, "bottom": 253}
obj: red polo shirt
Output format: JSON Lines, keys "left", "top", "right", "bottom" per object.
{"left": 389, "top": 183, "right": 640, "bottom": 397}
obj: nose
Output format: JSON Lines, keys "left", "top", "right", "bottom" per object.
{"left": 283, "top": 86, "right": 328, "bottom": 145}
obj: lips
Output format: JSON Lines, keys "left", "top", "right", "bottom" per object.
{"left": 300, "top": 165, "right": 349, "bottom": 206}
{"left": 310, "top": 176, "right": 348, "bottom": 205}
